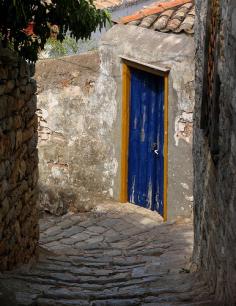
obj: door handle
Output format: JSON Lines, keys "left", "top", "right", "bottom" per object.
{"left": 151, "top": 143, "right": 159, "bottom": 156}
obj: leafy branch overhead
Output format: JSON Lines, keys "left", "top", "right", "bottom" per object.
{"left": 0, "top": 0, "right": 110, "bottom": 61}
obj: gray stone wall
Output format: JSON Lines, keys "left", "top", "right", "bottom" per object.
{"left": 0, "top": 47, "right": 39, "bottom": 270}
{"left": 35, "top": 51, "right": 117, "bottom": 215}
{"left": 193, "top": 0, "right": 236, "bottom": 304}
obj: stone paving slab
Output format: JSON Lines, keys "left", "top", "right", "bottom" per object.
{"left": 0, "top": 201, "right": 215, "bottom": 305}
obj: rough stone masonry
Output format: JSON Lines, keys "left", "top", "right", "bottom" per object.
{"left": 0, "top": 47, "right": 39, "bottom": 270}
{"left": 193, "top": 0, "right": 236, "bottom": 305}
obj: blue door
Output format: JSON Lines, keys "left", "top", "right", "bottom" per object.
{"left": 128, "top": 68, "right": 164, "bottom": 216}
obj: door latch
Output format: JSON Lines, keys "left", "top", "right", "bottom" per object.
{"left": 154, "top": 149, "right": 159, "bottom": 156}
{"left": 151, "top": 143, "right": 159, "bottom": 156}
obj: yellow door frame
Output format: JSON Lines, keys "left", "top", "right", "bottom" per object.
{"left": 120, "top": 59, "right": 169, "bottom": 221}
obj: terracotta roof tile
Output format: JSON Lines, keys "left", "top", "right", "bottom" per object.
{"left": 118, "top": 0, "right": 195, "bottom": 35}
{"left": 164, "top": 16, "right": 182, "bottom": 32}
{"left": 152, "top": 9, "right": 174, "bottom": 30}
{"left": 128, "top": 20, "right": 142, "bottom": 26}
{"left": 139, "top": 14, "right": 158, "bottom": 28}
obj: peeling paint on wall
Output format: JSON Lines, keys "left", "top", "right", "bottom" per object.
{"left": 174, "top": 111, "right": 193, "bottom": 146}
{"left": 100, "top": 24, "right": 195, "bottom": 219}
{"left": 35, "top": 51, "right": 118, "bottom": 215}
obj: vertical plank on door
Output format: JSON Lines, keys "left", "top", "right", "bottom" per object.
{"left": 128, "top": 68, "right": 165, "bottom": 216}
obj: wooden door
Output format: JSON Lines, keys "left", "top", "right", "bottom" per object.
{"left": 128, "top": 68, "right": 164, "bottom": 216}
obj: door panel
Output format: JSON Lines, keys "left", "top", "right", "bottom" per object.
{"left": 128, "top": 68, "right": 164, "bottom": 216}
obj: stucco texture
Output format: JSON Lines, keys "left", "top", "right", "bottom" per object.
{"left": 100, "top": 24, "right": 195, "bottom": 220}
{"left": 36, "top": 24, "right": 195, "bottom": 220}
{"left": 36, "top": 51, "right": 118, "bottom": 215}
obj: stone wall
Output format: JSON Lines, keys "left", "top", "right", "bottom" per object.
{"left": 193, "top": 0, "right": 236, "bottom": 304}
{"left": 35, "top": 51, "right": 117, "bottom": 215}
{"left": 0, "top": 47, "right": 39, "bottom": 270}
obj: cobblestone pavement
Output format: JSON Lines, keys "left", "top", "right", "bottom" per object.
{"left": 0, "top": 201, "right": 215, "bottom": 306}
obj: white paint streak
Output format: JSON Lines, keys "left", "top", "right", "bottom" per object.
{"left": 130, "top": 176, "right": 136, "bottom": 203}
{"left": 141, "top": 105, "right": 146, "bottom": 142}
{"left": 147, "top": 180, "right": 152, "bottom": 209}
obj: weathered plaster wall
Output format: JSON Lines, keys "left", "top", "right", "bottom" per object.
{"left": 0, "top": 47, "right": 39, "bottom": 270}
{"left": 193, "top": 0, "right": 236, "bottom": 304}
{"left": 36, "top": 27, "right": 195, "bottom": 220}
{"left": 100, "top": 24, "right": 195, "bottom": 220}
{"left": 36, "top": 52, "right": 118, "bottom": 215}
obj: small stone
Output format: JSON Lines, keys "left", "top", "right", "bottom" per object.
{"left": 0, "top": 66, "right": 8, "bottom": 79}
{"left": 0, "top": 197, "right": 9, "bottom": 218}
{"left": 86, "top": 235, "right": 104, "bottom": 244}
{"left": 0, "top": 84, "right": 6, "bottom": 95}
{"left": 22, "top": 126, "right": 34, "bottom": 143}
{"left": 15, "top": 129, "right": 22, "bottom": 149}
{"left": 12, "top": 115, "right": 22, "bottom": 129}
{"left": 87, "top": 226, "right": 106, "bottom": 234}
{"left": 0, "top": 96, "right": 8, "bottom": 119}
{"left": 5, "top": 80, "right": 15, "bottom": 92}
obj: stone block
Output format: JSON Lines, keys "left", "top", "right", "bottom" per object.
{"left": 0, "top": 84, "right": 5, "bottom": 95}
{"left": 30, "top": 79, "right": 37, "bottom": 94}
{"left": 19, "top": 60, "right": 29, "bottom": 78}
{"left": 0, "top": 180, "right": 8, "bottom": 201}
{"left": 0, "top": 162, "right": 5, "bottom": 180}
{"left": 0, "top": 240, "right": 7, "bottom": 256}
{"left": 0, "top": 198, "right": 9, "bottom": 218}
{"left": 194, "top": 1, "right": 236, "bottom": 304}
{"left": 12, "top": 87, "right": 21, "bottom": 98}
{"left": 8, "top": 67, "right": 19, "bottom": 79}
{"left": 0, "top": 134, "right": 11, "bottom": 157}
{"left": 5, "top": 207, "right": 17, "bottom": 226}
{"left": 12, "top": 115, "right": 22, "bottom": 129}
{"left": 0, "top": 48, "right": 40, "bottom": 271}
{"left": 27, "top": 114, "right": 38, "bottom": 129}
{"left": 5, "top": 80, "right": 15, "bottom": 93}
{"left": 15, "top": 98, "right": 25, "bottom": 111}
{"left": 15, "top": 129, "right": 22, "bottom": 149}
{"left": 0, "top": 66, "right": 8, "bottom": 79}
{"left": 27, "top": 96, "right": 37, "bottom": 118}
{"left": 0, "top": 96, "right": 8, "bottom": 119}
{"left": 20, "top": 78, "right": 28, "bottom": 86}
{"left": 29, "top": 63, "right": 35, "bottom": 77}
{"left": 22, "top": 126, "right": 34, "bottom": 143}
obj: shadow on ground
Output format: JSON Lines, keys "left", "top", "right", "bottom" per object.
{"left": 0, "top": 201, "right": 215, "bottom": 306}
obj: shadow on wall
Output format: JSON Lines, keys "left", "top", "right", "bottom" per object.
{"left": 38, "top": 183, "right": 103, "bottom": 216}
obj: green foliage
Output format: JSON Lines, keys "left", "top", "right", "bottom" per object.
{"left": 0, "top": 0, "right": 110, "bottom": 61}
{"left": 44, "top": 36, "right": 79, "bottom": 58}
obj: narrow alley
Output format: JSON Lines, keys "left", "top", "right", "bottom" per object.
{"left": 1, "top": 202, "right": 214, "bottom": 306}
